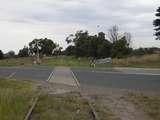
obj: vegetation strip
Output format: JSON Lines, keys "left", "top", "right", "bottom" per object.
{"left": 24, "top": 68, "right": 54, "bottom": 120}
{"left": 71, "top": 69, "right": 101, "bottom": 120}
{"left": 0, "top": 78, "right": 37, "bottom": 120}
{"left": 128, "top": 93, "right": 160, "bottom": 120}
{"left": 23, "top": 92, "right": 40, "bottom": 120}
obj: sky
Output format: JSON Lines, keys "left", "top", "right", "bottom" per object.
{"left": 0, "top": 0, "right": 160, "bottom": 53}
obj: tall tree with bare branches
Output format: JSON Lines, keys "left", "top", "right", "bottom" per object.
{"left": 153, "top": 6, "right": 160, "bottom": 40}
{"left": 108, "top": 25, "right": 120, "bottom": 42}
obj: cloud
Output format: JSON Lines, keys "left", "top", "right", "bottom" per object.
{"left": 0, "top": 0, "right": 160, "bottom": 53}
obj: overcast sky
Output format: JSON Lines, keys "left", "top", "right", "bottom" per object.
{"left": 0, "top": 0, "right": 160, "bottom": 53}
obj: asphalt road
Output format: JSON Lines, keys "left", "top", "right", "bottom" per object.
{"left": 0, "top": 66, "right": 160, "bottom": 92}
{"left": 0, "top": 66, "right": 53, "bottom": 81}
{"left": 72, "top": 68, "right": 160, "bottom": 91}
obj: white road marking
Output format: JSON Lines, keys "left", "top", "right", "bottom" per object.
{"left": 71, "top": 70, "right": 80, "bottom": 87}
{"left": 7, "top": 72, "right": 16, "bottom": 78}
{"left": 91, "top": 70, "right": 160, "bottom": 76}
{"left": 114, "top": 67, "right": 160, "bottom": 71}
{"left": 46, "top": 70, "right": 54, "bottom": 82}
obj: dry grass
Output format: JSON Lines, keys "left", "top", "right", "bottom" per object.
{"left": 113, "top": 54, "right": 160, "bottom": 68}
{"left": 128, "top": 93, "right": 160, "bottom": 120}
{"left": 0, "top": 54, "right": 160, "bottom": 68}
{"left": 31, "top": 93, "right": 93, "bottom": 120}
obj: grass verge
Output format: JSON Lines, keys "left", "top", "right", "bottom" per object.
{"left": 0, "top": 57, "right": 32, "bottom": 66}
{"left": 0, "top": 78, "right": 37, "bottom": 120}
{"left": 0, "top": 54, "right": 159, "bottom": 68}
{"left": 31, "top": 92, "right": 118, "bottom": 120}
{"left": 42, "top": 56, "right": 90, "bottom": 67}
{"left": 92, "top": 102, "right": 120, "bottom": 120}
{"left": 31, "top": 93, "right": 93, "bottom": 120}
{"left": 113, "top": 54, "right": 160, "bottom": 68}
{"left": 128, "top": 93, "right": 160, "bottom": 120}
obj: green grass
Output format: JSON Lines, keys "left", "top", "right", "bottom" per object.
{"left": 0, "top": 78, "right": 37, "bottom": 120}
{"left": 0, "top": 57, "right": 32, "bottom": 66}
{"left": 128, "top": 93, "right": 160, "bottom": 120}
{"left": 31, "top": 93, "right": 93, "bottom": 120}
{"left": 0, "top": 55, "right": 160, "bottom": 68}
{"left": 42, "top": 56, "right": 90, "bottom": 67}
{"left": 0, "top": 56, "right": 91, "bottom": 67}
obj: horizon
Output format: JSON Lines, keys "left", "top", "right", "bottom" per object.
{"left": 0, "top": 0, "right": 160, "bottom": 53}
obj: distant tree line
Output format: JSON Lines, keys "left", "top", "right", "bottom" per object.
{"left": 0, "top": 38, "right": 62, "bottom": 59}
{"left": 65, "top": 25, "right": 132, "bottom": 58}
{"left": 0, "top": 4, "right": 160, "bottom": 61}
{"left": 0, "top": 50, "right": 15, "bottom": 59}
{"left": 18, "top": 38, "right": 61, "bottom": 58}
{"left": 65, "top": 31, "right": 112, "bottom": 58}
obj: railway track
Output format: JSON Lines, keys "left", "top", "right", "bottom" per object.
{"left": 23, "top": 68, "right": 100, "bottom": 120}
{"left": 23, "top": 70, "right": 54, "bottom": 120}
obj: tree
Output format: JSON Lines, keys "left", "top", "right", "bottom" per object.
{"left": 108, "top": 25, "right": 120, "bottom": 42}
{"left": 153, "top": 6, "right": 160, "bottom": 40}
{"left": 6, "top": 50, "right": 15, "bottom": 58}
{"left": 107, "top": 25, "right": 132, "bottom": 58}
{"left": 52, "top": 44, "right": 63, "bottom": 56}
{"left": 18, "top": 46, "right": 29, "bottom": 57}
{"left": 65, "top": 45, "right": 76, "bottom": 56}
{"left": 66, "top": 31, "right": 112, "bottom": 58}
{"left": 111, "top": 36, "right": 131, "bottom": 58}
{"left": 97, "top": 32, "right": 112, "bottom": 58}
{"left": 0, "top": 50, "right": 4, "bottom": 59}
{"left": 124, "top": 32, "right": 132, "bottom": 47}
{"left": 66, "top": 30, "right": 90, "bottom": 57}
{"left": 29, "top": 38, "right": 57, "bottom": 56}
{"left": 66, "top": 28, "right": 132, "bottom": 58}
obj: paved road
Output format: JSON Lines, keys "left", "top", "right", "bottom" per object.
{"left": 0, "top": 66, "right": 53, "bottom": 81}
{"left": 72, "top": 68, "right": 160, "bottom": 91}
{"left": 50, "top": 67, "right": 77, "bottom": 86}
{"left": 0, "top": 66, "right": 160, "bottom": 92}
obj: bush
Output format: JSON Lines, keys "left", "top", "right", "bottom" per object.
{"left": 0, "top": 50, "right": 4, "bottom": 59}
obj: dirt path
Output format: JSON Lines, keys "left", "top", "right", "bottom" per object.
{"left": 101, "top": 95, "right": 153, "bottom": 120}
{"left": 82, "top": 85, "right": 154, "bottom": 120}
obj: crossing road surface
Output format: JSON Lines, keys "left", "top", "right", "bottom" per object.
{"left": 0, "top": 66, "right": 160, "bottom": 92}
{"left": 0, "top": 66, "right": 53, "bottom": 81}
{"left": 72, "top": 68, "right": 160, "bottom": 92}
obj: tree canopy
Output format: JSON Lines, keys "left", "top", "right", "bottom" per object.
{"left": 29, "top": 38, "right": 57, "bottom": 56}
{"left": 18, "top": 46, "right": 29, "bottom": 57}
{"left": 65, "top": 26, "right": 132, "bottom": 58}
{"left": 0, "top": 50, "right": 4, "bottom": 59}
{"left": 153, "top": 6, "right": 160, "bottom": 40}
{"left": 5, "top": 51, "right": 15, "bottom": 58}
{"left": 66, "top": 30, "right": 112, "bottom": 58}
